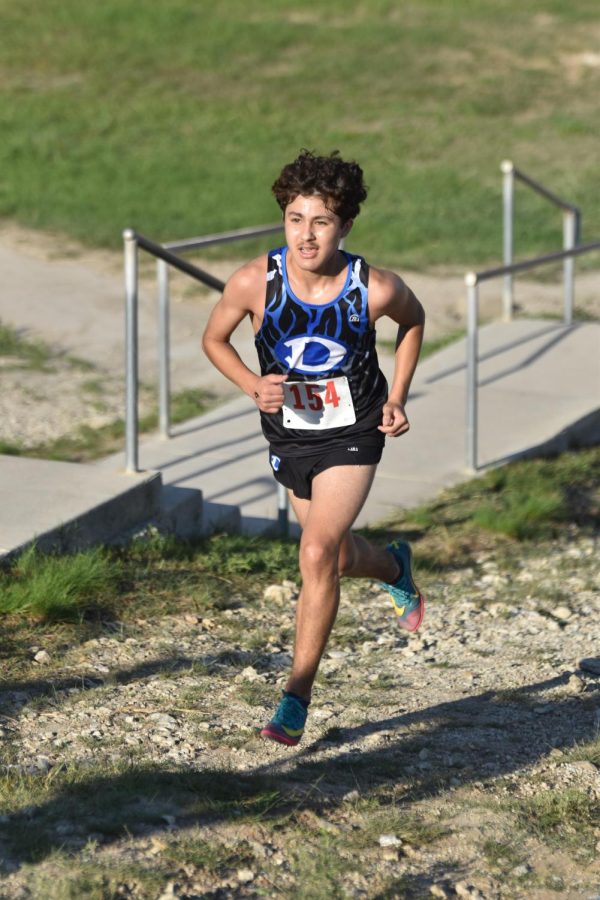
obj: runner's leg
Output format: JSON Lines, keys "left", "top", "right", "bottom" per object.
{"left": 285, "top": 464, "right": 397, "bottom": 701}
{"left": 289, "top": 488, "right": 399, "bottom": 583}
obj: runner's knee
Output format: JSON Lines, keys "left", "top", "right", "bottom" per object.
{"left": 300, "top": 537, "right": 338, "bottom": 575}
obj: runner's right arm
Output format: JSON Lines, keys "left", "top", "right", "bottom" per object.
{"left": 201, "top": 259, "right": 287, "bottom": 414}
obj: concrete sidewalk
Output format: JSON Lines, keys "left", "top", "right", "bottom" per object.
{"left": 100, "top": 318, "right": 600, "bottom": 531}
{"left": 2, "top": 318, "right": 599, "bottom": 556}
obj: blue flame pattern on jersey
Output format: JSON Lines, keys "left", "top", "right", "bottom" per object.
{"left": 256, "top": 248, "right": 370, "bottom": 378}
{"left": 255, "top": 247, "right": 388, "bottom": 453}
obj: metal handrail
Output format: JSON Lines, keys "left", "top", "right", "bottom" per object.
{"left": 163, "top": 223, "right": 284, "bottom": 253}
{"left": 123, "top": 223, "right": 282, "bottom": 467}
{"left": 501, "top": 160, "right": 581, "bottom": 322}
{"left": 123, "top": 223, "right": 290, "bottom": 535}
{"left": 154, "top": 224, "right": 283, "bottom": 437}
{"left": 465, "top": 239, "right": 600, "bottom": 471}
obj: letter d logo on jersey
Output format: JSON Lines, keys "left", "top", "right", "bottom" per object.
{"left": 275, "top": 333, "right": 348, "bottom": 375}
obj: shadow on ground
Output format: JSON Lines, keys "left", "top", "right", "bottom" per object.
{"left": 1, "top": 671, "right": 599, "bottom": 870}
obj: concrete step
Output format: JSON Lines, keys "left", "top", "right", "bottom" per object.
{"left": 0, "top": 456, "right": 161, "bottom": 561}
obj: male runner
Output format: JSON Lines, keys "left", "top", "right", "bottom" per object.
{"left": 202, "top": 150, "right": 425, "bottom": 746}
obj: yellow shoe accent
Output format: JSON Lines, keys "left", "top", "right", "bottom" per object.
{"left": 282, "top": 725, "right": 305, "bottom": 737}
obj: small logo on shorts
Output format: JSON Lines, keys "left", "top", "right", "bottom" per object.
{"left": 270, "top": 454, "right": 281, "bottom": 471}
{"left": 349, "top": 314, "right": 360, "bottom": 323}
{"left": 347, "top": 446, "right": 359, "bottom": 452}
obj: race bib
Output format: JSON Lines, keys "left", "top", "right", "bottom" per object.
{"left": 282, "top": 377, "right": 356, "bottom": 430}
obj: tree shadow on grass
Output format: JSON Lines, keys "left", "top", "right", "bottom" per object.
{"left": 2, "top": 674, "right": 599, "bottom": 871}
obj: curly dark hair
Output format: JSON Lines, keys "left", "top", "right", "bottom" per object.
{"left": 271, "top": 149, "right": 368, "bottom": 222}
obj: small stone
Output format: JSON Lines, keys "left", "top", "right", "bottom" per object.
{"left": 263, "top": 584, "right": 294, "bottom": 603}
{"left": 579, "top": 658, "right": 600, "bottom": 676}
{"left": 343, "top": 790, "right": 360, "bottom": 802}
{"left": 34, "top": 650, "right": 50, "bottom": 664}
{"left": 550, "top": 605, "right": 572, "bottom": 621}
{"left": 511, "top": 863, "right": 531, "bottom": 878}
{"left": 567, "top": 674, "right": 585, "bottom": 694}
{"left": 240, "top": 666, "right": 259, "bottom": 681}
{"left": 157, "top": 883, "right": 179, "bottom": 900}
{"left": 454, "top": 881, "right": 482, "bottom": 898}
{"left": 568, "top": 760, "right": 598, "bottom": 778}
{"left": 149, "top": 714, "right": 177, "bottom": 729}
{"left": 418, "top": 748, "right": 430, "bottom": 760}
{"left": 237, "top": 868, "right": 255, "bottom": 883}
{"left": 379, "top": 834, "right": 402, "bottom": 848}
{"left": 430, "top": 885, "right": 451, "bottom": 899}
{"left": 149, "top": 837, "right": 167, "bottom": 855}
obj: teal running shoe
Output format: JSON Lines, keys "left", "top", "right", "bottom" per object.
{"left": 260, "top": 691, "right": 308, "bottom": 747}
{"left": 380, "top": 540, "right": 425, "bottom": 633}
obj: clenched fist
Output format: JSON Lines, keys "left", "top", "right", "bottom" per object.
{"left": 378, "top": 400, "right": 410, "bottom": 437}
{"left": 251, "top": 374, "right": 288, "bottom": 414}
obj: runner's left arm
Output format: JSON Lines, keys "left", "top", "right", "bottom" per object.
{"left": 370, "top": 270, "right": 425, "bottom": 437}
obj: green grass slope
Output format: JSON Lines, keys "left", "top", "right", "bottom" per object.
{"left": 0, "top": 0, "right": 599, "bottom": 268}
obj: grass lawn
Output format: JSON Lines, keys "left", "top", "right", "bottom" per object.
{"left": 2, "top": 444, "right": 598, "bottom": 619}
{"left": 0, "top": 0, "right": 599, "bottom": 269}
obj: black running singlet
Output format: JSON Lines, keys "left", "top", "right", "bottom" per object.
{"left": 254, "top": 247, "right": 388, "bottom": 455}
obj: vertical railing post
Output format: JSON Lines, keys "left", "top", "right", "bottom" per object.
{"left": 466, "top": 273, "right": 479, "bottom": 472}
{"left": 157, "top": 259, "right": 171, "bottom": 438}
{"left": 563, "top": 210, "right": 576, "bottom": 327}
{"left": 123, "top": 229, "right": 139, "bottom": 473}
{"left": 277, "top": 483, "right": 289, "bottom": 538}
{"left": 501, "top": 160, "right": 514, "bottom": 321}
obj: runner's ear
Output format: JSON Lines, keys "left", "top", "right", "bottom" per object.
{"left": 341, "top": 218, "right": 354, "bottom": 239}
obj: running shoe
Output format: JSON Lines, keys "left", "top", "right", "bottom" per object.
{"left": 260, "top": 691, "right": 308, "bottom": 746}
{"left": 380, "top": 540, "right": 425, "bottom": 633}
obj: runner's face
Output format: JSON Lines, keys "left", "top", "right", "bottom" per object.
{"left": 284, "top": 195, "right": 352, "bottom": 272}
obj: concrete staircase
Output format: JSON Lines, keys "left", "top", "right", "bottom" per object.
{"left": 2, "top": 318, "right": 599, "bottom": 558}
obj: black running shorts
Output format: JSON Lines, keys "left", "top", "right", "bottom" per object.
{"left": 269, "top": 439, "right": 384, "bottom": 501}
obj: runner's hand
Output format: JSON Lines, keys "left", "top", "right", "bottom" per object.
{"left": 252, "top": 374, "right": 288, "bottom": 413}
{"left": 378, "top": 401, "right": 410, "bottom": 436}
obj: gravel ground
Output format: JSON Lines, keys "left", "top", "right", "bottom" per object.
{"left": 1, "top": 533, "right": 599, "bottom": 898}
